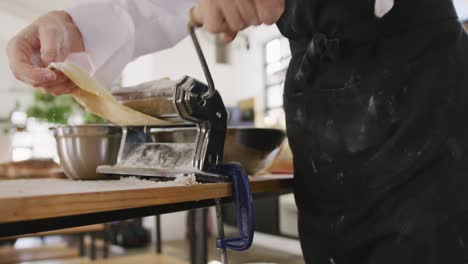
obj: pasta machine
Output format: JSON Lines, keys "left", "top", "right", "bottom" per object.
{"left": 96, "top": 22, "right": 254, "bottom": 263}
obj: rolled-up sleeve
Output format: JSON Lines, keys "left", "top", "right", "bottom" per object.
{"left": 66, "top": 0, "right": 196, "bottom": 87}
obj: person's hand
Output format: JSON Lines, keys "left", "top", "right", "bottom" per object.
{"left": 194, "top": 0, "right": 285, "bottom": 43}
{"left": 6, "top": 11, "right": 84, "bottom": 96}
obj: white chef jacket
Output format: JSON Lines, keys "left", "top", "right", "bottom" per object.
{"left": 66, "top": 0, "right": 394, "bottom": 88}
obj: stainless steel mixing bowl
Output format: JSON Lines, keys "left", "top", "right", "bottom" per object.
{"left": 52, "top": 125, "right": 122, "bottom": 180}
{"left": 151, "top": 127, "right": 286, "bottom": 175}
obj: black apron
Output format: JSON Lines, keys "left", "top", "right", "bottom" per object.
{"left": 277, "top": 0, "right": 468, "bottom": 263}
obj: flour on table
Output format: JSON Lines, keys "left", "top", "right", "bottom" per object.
{"left": 0, "top": 176, "right": 198, "bottom": 199}
{"left": 119, "top": 175, "right": 198, "bottom": 186}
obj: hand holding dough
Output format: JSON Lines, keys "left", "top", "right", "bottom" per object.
{"left": 50, "top": 62, "right": 170, "bottom": 126}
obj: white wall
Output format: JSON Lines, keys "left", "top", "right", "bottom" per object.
{"left": 0, "top": 12, "right": 33, "bottom": 119}
{"left": 454, "top": 0, "right": 468, "bottom": 20}
{"left": 143, "top": 212, "right": 188, "bottom": 242}
{"left": 0, "top": 13, "right": 34, "bottom": 164}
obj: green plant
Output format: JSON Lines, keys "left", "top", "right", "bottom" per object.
{"left": 27, "top": 92, "right": 74, "bottom": 124}
{"left": 84, "top": 112, "right": 106, "bottom": 124}
{"left": 2, "top": 125, "right": 11, "bottom": 135}
{"left": 26, "top": 91, "right": 106, "bottom": 124}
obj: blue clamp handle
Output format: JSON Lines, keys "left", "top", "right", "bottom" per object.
{"left": 214, "top": 163, "right": 254, "bottom": 251}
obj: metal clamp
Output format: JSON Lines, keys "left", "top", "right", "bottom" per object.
{"left": 213, "top": 163, "right": 255, "bottom": 251}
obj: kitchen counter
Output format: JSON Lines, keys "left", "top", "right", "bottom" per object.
{"left": 0, "top": 175, "right": 293, "bottom": 237}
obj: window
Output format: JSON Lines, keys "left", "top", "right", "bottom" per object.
{"left": 264, "top": 37, "right": 291, "bottom": 128}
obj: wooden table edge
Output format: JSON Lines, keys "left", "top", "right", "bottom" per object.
{"left": 0, "top": 176, "right": 293, "bottom": 224}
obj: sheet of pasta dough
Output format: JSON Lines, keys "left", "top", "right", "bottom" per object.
{"left": 50, "top": 62, "right": 170, "bottom": 126}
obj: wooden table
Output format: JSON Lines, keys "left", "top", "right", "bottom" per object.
{"left": 0, "top": 175, "right": 293, "bottom": 264}
{"left": 0, "top": 175, "right": 293, "bottom": 236}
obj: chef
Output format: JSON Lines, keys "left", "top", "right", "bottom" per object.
{"left": 6, "top": 0, "right": 468, "bottom": 263}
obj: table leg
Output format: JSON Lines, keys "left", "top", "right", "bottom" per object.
{"left": 78, "top": 234, "right": 85, "bottom": 257}
{"left": 215, "top": 200, "right": 228, "bottom": 264}
{"left": 190, "top": 209, "right": 208, "bottom": 264}
{"left": 188, "top": 210, "right": 197, "bottom": 264}
{"left": 90, "top": 233, "right": 96, "bottom": 260}
{"left": 155, "top": 215, "right": 162, "bottom": 254}
{"left": 199, "top": 208, "right": 208, "bottom": 264}
{"left": 103, "top": 227, "right": 109, "bottom": 259}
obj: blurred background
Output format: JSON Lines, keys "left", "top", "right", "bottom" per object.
{"left": 1, "top": 1, "right": 468, "bottom": 263}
